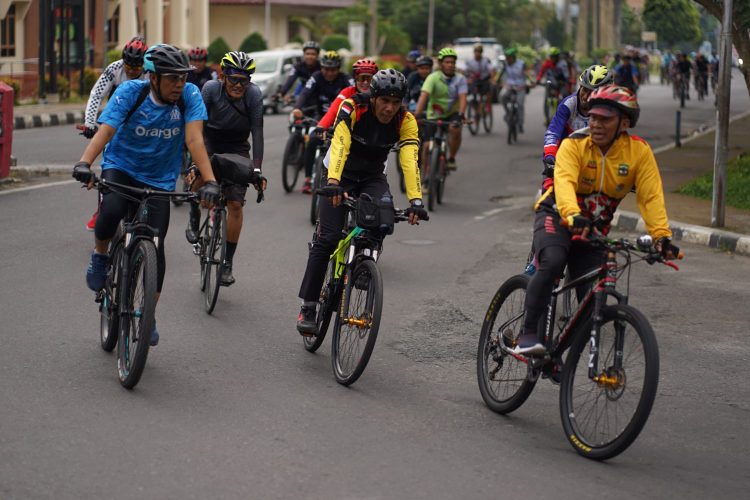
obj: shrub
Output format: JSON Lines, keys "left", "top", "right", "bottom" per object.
{"left": 0, "top": 78, "right": 21, "bottom": 104}
{"left": 45, "top": 75, "right": 70, "bottom": 98}
{"left": 290, "top": 35, "right": 305, "bottom": 45}
{"left": 322, "top": 34, "right": 351, "bottom": 51}
{"left": 106, "top": 48, "right": 121, "bottom": 65}
{"left": 208, "top": 37, "right": 231, "bottom": 64}
{"left": 83, "top": 67, "right": 101, "bottom": 95}
{"left": 239, "top": 32, "right": 267, "bottom": 53}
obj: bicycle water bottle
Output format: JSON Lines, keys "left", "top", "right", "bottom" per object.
{"left": 379, "top": 193, "right": 395, "bottom": 235}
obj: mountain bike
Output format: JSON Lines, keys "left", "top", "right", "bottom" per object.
{"left": 675, "top": 73, "right": 688, "bottom": 108}
{"left": 282, "top": 115, "right": 317, "bottom": 193}
{"left": 477, "top": 234, "right": 682, "bottom": 460}
{"left": 543, "top": 79, "right": 561, "bottom": 126}
{"left": 505, "top": 88, "right": 520, "bottom": 145}
{"left": 422, "top": 119, "right": 458, "bottom": 212}
{"left": 696, "top": 72, "right": 707, "bottom": 101}
{"left": 93, "top": 174, "right": 194, "bottom": 389}
{"left": 309, "top": 128, "right": 333, "bottom": 225}
{"left": 171, "top": 151, "right": 192, "bottom": 207}
{"left": 192, "top": 154, "right": 264, "bottom": 314}
{"left": 303, "top": 191, "right": 428, "bottom": 386}
{"left": 466, "top": 83, "right": 493, "bottom": 135}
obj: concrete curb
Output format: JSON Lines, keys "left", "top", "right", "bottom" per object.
{"left": 613, "top": 210, "right": 750, "bottom": 257}
{"left": 651, "top": 109, "right": 750, "bottom": 155}
{"left": 13, "top": 111, "right": 85, "bottom": 130}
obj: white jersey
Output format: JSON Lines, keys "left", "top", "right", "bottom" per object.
{"left": 85, "top": 60, "right": 147, "bottom": 127}
{"left": 503, "top": 59, "right": 527, "bottom": 88}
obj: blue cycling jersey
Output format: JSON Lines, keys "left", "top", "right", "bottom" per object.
{"left": 98, "top": 80, "right": 207, "bottom": 190}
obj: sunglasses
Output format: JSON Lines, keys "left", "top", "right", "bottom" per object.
{"left": 162, "top": 73, "right": 188, "bottom": 83}
{"left": 124, "top": 63, "right": 143, "bottom": 72}
{"left": 356, "top": 74, "right": 373, "bottom": 83}
{"left": 226, "top": 75, "right": 251, "bottom": 87}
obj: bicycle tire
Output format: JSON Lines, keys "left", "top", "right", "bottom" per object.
{"left": 304, "top": 261, "right": 337, "bottom": 353}
{"left": 680, "top": 83, "right": 686, "bottom": 108}
{"left": 100, "top": 240, "right": 124, "bottom": 352}
{"left": 428, "top": 145, "right": 440, "bottom": 211}
{"left": 482, "top": 99, "right": 493, "bottom": 133}
{"left": 282, "top": 133, "right": 304, "bottom": 193}
{"left": 116, "top": 240, "right": 157, "bottom": 389}
{"left": 331, "top": 259, "right": 383, "bottom": 386}
{"left": 310, "top": 155, "right": 325, "bottom": 226}
{"left": 204, "top": 209, "right": 226, "bottom": 314}
{"left": 477, "top": 274, "right": 537, "bottom": 414}
{"left": 507, "top": 107, "right": 517, "bottom": 145}
{"left": 436, "top": 153, "right": 446, "bottom": 205}
{"left": 559, "top": 304, "right": 659, "bottom": 460}
{"left": 198, "top": 217, "right": 209, "bottom": 292}
{"left": 467, "top": 98, "right": 479, "bottom": 135}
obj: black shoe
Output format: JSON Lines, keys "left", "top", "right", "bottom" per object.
{"left": 296, "top": 306, "right": 318, "bottom": 336}
{"left": 518, "top": 123, "right": 524, "bottom": 134}
{"left": 185, "top": 203, "right": 200, "bottom": 244}
{"left": 220, "top": 261, "right": 235, "bottom": 286}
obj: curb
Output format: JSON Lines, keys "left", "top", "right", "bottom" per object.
{"left": 13, "top": 111, "right": 85, "bottom": 130}
{"left": 651, "top": 109, "right": 750, "bottom": 155}
{"left": 613, "top": 210, "right": 750, "bottom": 257}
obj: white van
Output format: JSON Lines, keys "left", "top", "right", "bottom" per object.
{"left": 247, "top": 49, "right": 303, "bottom": 114}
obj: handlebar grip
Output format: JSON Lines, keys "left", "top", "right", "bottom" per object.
{"left": 256, "top": 190, "right": 264, "bottom": 204}
{"left": 571, "top": 234, "right": 589, "bottom": 242}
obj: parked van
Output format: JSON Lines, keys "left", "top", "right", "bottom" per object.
{"left": 247, "top": 48, "right": 303, "bottom": 114}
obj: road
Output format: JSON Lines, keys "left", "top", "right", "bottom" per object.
{"left": 1, "top": 75, "right": 749, "bottom": 499}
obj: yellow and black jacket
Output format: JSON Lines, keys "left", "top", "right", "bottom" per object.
{"left": 327, "top": 95, "right": 422, "bottom": 201}
{"left": 536, "top": 128, "right": 672, "bottom": 240}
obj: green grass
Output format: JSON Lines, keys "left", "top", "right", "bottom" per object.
{"left": 678, "top": 155, "right": 750, "bottom": 210}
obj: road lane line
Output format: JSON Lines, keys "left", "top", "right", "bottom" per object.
{"left": 0, "top": 179, "right": 77, "bottom": 196}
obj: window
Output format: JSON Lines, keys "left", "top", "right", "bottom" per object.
{"left": 0, "top": 4, "right": 15, "bottom": 57}
{"left": 106, "top": 6, "right": 120, "bottom": 49}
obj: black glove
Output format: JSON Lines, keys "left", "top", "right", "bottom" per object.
{"left": 567, "top": 214, "right": 592, "bottom": 232}
{"left": 542, "top": 156, "right": 555, "bottom": 178}
{"left": 656, "top": 237, "right": 680, "bottom": 260}
{"left": 73, "top": 161, "right": 93, "bottom": 184}
{"left": 81, "top": 125, "right": 98, "bottom": 139}
{"left": 318, "top": 183, "right": 345, "bottom": 198}
{"left": 406, "top": 201, "right": 429, "bottom": 221}
{"left": 198, "top": 181, "right": 221, "bottom": 204}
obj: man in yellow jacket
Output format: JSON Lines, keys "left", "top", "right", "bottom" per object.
{"left": 516, "top": 85, "right": 680, "bottom": 355}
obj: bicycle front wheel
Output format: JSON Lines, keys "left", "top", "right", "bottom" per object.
{"left": 282, "top": 134, "right": 304, "bottom": 193}
{"left": 482, "top": 99, "right": 493, "bottom": 133}
{"left": 331, "top": 260, "right": 383, "bottom": 386}
{"left": 427, "top": 145, "right": 440, "bottom": 211}
{"left": 204, "top": 209, "right": 226, "bottom": 314}
{"left": 310, "top": 155, "right": 325, "bottom": 226}
{"left": 100, "top": 241, "right": 124, "bottom": 352}
{"left": 477, "top": 274, "right": 537, "bottom": 414}
{"left": 117, "top": 240, "right": 157, "bottom": 389}
{"left": 467, "top": 99, "right": 479, "bottom": 135}
{"left": 559, "top": 304, "right": 659, "bottom": 460}
{"left": 507, "top": 108, "right": 518, "bottom": 145}
{"left": 304, "top": 261, "right": 337, "bottom": 353}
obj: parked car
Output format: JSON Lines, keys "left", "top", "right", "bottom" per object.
{"left": 247, "top": 49, "right": 302, "bottom": 114}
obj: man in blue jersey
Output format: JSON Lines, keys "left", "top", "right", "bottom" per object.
{"left": 73, "top": 44, "right": 220, "bottom": 346}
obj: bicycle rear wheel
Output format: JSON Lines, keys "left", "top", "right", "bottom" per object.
{"left": 507, "top": 108, "right": 518, "bottom": 145}
{"left": 679, "top": 83, "right": 686, "bottom": 108}
{"left": 467, "top": 98, "right": 479, "bottom": 135}
{"left": 427, "top": 145, "right": 440, "bottom": 211}
{"left": 310, "top": 155, "right": 325, "bottom": 226}
{"left": 304, "top": 261, "right": 337, "bottom": 353}
{"left": 100, "top": 240, "right": 124, "bottom": 352}
{"left": 204, "top": 209, "right": 226, "bottom": 314}
{"left": 282, "top": 134, "right": 304, "bottom": 193}
{"left": 482, "top": 99, "right": 493, "bottom": 133}
{"left": 559, "top": 304, "right": 659, "bottom": 460}
{"left": 477, "top": 274, "right": 537, "bottom": 414}
{"left": 116, "top": 240, "right": 157, "bottom": 389}
{"left": 331, "top": 259, "right": 383, "bottom": 386}
{"left": 436, "top": 153, "right": 446, "bottom": 205}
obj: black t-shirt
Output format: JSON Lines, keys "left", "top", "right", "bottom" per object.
{"left": 677, "top": 60, "right": 692, "bottom": 75}
{"left": 406, "top": 71, "right": 426, "bottom": 104}
{"left": 187, "top": 67, "right": 216, "bottom": 91}
{"left": 201, "top": 80, "right": 264, "bottom": 161}
{"left": 280, "top": 61, "right": 322, "bottom": 95}
{"left": 295, "top": 71, "right": 354, "bottom": 117}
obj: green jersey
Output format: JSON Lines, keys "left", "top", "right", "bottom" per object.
{"left": 420, "top": 71, "right": 468, "bottom": 119}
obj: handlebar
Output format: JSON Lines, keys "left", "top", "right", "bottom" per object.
{"left": 571, "top": 233, "right": 683, "bottom": 270}
{"left": 315, "top": 188, "right": 422, "bottom": 223}
{"left": 89, "top": 174, "right": 197, "bottom": 201}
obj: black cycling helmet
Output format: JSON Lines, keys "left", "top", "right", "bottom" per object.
{"left": 144, "top": 44, "right": 193, "bottom": 74}
{"left": 122, "top": 36, "right": 148, "bottom": 66}
{"left": 320, "top": 50, "right": 342, "bottom": 68}
{"left": 416, "top": 56, "right": 434, "bottom": 68}
{"left": 369, "top": 69, "right": 407, "bottom": 99}
{"left": 302, "top": 41, "right": 321, "bottom": 53}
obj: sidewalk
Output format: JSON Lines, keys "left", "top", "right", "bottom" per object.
{"left": 12, "top": 102, "right": 85, "bottom": 130}
{"left": 615, "top": 112, "right": 750, "bottom": 256}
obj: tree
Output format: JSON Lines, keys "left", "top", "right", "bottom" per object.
{"left": 620, "top": 2, "right": 642, "bottom": 47}
{"left": 208, "top": 37, "right": 231, "bottom": 64}
{"left": 239, "top": 32, "right": 267, "bottom": 53}
{"left": 322, "top": 34, "right": 351, "bottom": 51}
{"left": 643, "top": 0, "right": 701, "bottom": 48}
{"left": 692, "top": 0, "right": 750, "bottom": 99}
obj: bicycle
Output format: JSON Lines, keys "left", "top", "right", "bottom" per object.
{"left": 505, "top": 88, "right": 520, "bottom": 145}
{"left": 309, "top": 128, "right": 333, "bottom": 226}
{"left": 93, "top": 174, "right": 194, "bottom": 389}
{"left": 543, "top": 79, "right": 561, "bottom": 127}
{"left": 191, "top": 154, "right": 264, "bottom": 314}
{"left": 674, "top": 73, "right": 688, "bottom": 108}
{"left": 281, "top": 115, "right": 317, "bottom": 193}
{"left": 466, "top": 83, "right": 493, "bottom": 135}
{"left": 421, "top": 119, "right": 458, "bottom": 212}
{"left": 171, "top": 151, "right": 193, "bottom": 207}
{"left": 303, "top": 190, "right": 428, "bottom": 386}
{"left": 696, "top": 72, "right": 707, "bottom": 101}
{"left": 477, "top": 233, "right": 682, "bottom": 460}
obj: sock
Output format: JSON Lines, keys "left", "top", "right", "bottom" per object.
{"left": 225, "top": 242, "right": 238, "bottom": 262}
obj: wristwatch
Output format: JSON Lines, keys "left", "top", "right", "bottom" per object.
{"left": 411, "top": 199, "right": 424, "bottom": 207}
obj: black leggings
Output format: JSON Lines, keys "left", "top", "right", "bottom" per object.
{"left": 298, "top": 173, "right": 390, "bottom": 302}
{"left": 94, "top": 169, "right": 171, "bottom": 293}
{"left": 304, "top": 135, "right": 324, "bottom": 178}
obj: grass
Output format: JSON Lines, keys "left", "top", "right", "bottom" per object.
{"left": 678, "top": 155, "right": 750, "bottom": 210}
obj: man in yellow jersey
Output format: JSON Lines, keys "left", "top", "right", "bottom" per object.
{"left": 296, "top": 69, "right": 428, "bottom": 335}
{"left": 516, "top": 85, "right": 681, "bottom": 355}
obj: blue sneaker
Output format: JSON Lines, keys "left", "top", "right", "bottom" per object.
{"left": 512, "top": 331, "right": 545, "bottom": 356}
{"left": 86, "top": 252, "right": 108, "bottom": 291}
{"left": 149, "top": 323, "right": 159, "bottom": 346}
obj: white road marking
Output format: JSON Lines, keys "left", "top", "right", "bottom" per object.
{"left": 0, "top": 179, "right": 77, "bottom": 196}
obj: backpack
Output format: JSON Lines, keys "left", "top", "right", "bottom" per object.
{"left": 124, "top": 84, "right": 186, "bottom": 124}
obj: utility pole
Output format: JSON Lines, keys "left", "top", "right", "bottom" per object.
{"left": 712, "top": 0, "right": 733, "bottom": 227}
{"left": 38, "top": 0, "right": 47, "bottom": 99}
{"left": 369, "top": 0, "right": 378, "bottom": 56}
{"left": 265, "top": 0, "right": 271, "bottom": 49}
{"left": 427, "top": 0, "right": 434, "bottom": 54}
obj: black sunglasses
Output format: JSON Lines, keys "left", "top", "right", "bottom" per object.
{"left": 226, "top": 75, "right": 251, "bottom": 87}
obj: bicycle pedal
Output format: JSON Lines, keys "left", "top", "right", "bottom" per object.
{"left": 192, "top": 243, "right": 201, "bottom": 255}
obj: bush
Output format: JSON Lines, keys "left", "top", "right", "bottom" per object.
{"left": 590, "top": 48, "right": 611, "bottom": 65}
{"left": 83, "top": 67, "right": 101, "bottom": 95}
{"left": 106, "top": 48, "right": 121, "bottom": 65}
{"left": 514, "top": 44, "right": 539, "bottom": 68}
{"left": 322, "top": 34, "right": 351, "bottom": 51}
{"left": 0, "top": 78, "right": 21, "bottom": 104}
{"left": 208, "top": 37, "right": 231, "bottom": 64}
{"left": 239, "top": 32, "right": 267, "bottom": 53}
{"left": 678, "top": 155, "right": 750, "bottom": 210}
{"left": 379, "top": 22, "right": 411, "bottom": 56}
{"left": 290, "top": 35, "right": 305, "bottom": 45}
{"left": 45, "top": 75, "right": 70, "bottom": 98}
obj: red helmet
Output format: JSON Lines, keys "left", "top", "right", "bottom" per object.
{"left": 122, "top": 36, "right": 148, "bottom": 66}
{"left": 188, "top": 47, "right": 208, "bottom": 61}
{"left": 588, "top": 85, "right": 640, "bottom": 127}
{"left": 352, "top": 58, "right": 378, "bottom": 77}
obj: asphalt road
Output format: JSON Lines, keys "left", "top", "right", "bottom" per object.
{"left": 1, "top": 76, "right": 749, "bottom": 499}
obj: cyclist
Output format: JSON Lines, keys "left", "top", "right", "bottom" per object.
{"left": 185, "top": 51, "right": 267, "bottom": 287}
{"left": 613, "top": 53, "right": 639, "bottom": 94}
{"left": 465, "top": 43, "right": 497, "bottom": 114}
{"left": 186, "top": 47, "right": 217, "bottom": 90}
{"left": 291, "top": 50, "right": 353, "bottom": 193}
{"left": 405, "top": 56, "right": 434, "bottom": 112}
{"left": 536, "top": 47, "right": 570, "bottom": 98}
{"left": 72, "top": 44, "right": 220, "bottom": 346}
{"left": 414, "top": 47, "right": 468, "bottom": 171}
{"left": 402, "top": 50, "right": 422, "bottom": 79}
{"left": 276, "top": 41, "right": 322, "bottom": 101}
{"left": 694, "top": 52, "right": 709, "bottom": 96}
{"left": 316, "top": 59, "right": 379, "bottom": 131}
{"left": 295, "top": 69, "right": 428, "bottom": 335}
{"left": 499, "top": 47, "right": 530, "bottom": 133}
{"left": 515, "top": 85, "right": 680, "bottom": 355}
{"left": 675, "top": 52, "right": 692, "bottom": 100}
{"left": 81, "top": 35, "right": 148, "bottom": 231}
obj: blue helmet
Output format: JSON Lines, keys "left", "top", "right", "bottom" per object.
{"left": 407, "top": 50, "right": 422, "bottom": 62}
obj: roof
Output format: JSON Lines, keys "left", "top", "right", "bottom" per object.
{"left": 210, "top": 0, "right": 356, "bottom": 7}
